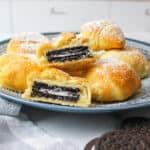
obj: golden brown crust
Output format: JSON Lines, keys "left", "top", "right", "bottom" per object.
{"left": 51, "top": 32, "right": 88, "bottom": 49}
{"left": 36, "top": 43, "right": 53, "bottom": 58}
{"left": 80, "top": 20, "right": 125, "bottom": 51}
{"left": 22, "top": 68, "right": 91, "bottom": 107}
{"left": 27, "top": 68, "right": 69, "bottom": 84}
{"left": 7, "top": 33, "right": 50, "bottom": 55}
{"left": 100, "top": 47, "right": 150, "bottom": 78}
{"left": 64, "top": 70, "right": 87, "bottom": 77}
{"left": 51, "top": 32, "right": 77, "bottom": 48}
{"left": 86, "top": 58, "right": 141, "bottom": 102}
{"left": 40, "top": 57, "right": 96, "bottom": 71}
{"left": 0, "top": 54, "right": 41, "bottom": 92}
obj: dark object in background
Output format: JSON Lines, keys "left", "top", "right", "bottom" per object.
{"left": 120, "top": 117, "right": 150, "bottom": 129}
{"left": 84, "top": 117, "right": 150, "bottom": 150}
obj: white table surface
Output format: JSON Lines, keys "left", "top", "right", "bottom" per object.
{"left": 0, "top": 32, "right": 150, "bottom": 149}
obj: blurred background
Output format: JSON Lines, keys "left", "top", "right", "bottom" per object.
{"left": 0, "top": 0, "right": 150, "bottom": 33}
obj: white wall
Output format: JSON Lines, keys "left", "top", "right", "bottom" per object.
{"left": 0, "top": 0, "right": 150, "bottom": 33}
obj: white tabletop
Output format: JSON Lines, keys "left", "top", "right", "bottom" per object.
{"left": 1, "top": 32, "right": 150, "bottom": 149}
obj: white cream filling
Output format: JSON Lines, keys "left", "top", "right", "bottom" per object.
{"left": 48, "top": 50, "right": 87, "bottom": 57}
{"left": 50, "top": 52, "right": 82, "bottom": 57}
{"left": 39, "top": 88, "right": 76, "bottom": 97}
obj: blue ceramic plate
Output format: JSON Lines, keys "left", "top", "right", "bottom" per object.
{"left": 0, "top": 33, "right": 150, "bottom": 113}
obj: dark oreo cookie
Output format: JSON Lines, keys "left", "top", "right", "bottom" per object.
{"left": 46, "top": 46, "right": 92, "bottom": 62}
{"left": 84, "top": 117, "right": 150, "bottom": 150}
{"left": 84, "top": 138, "right": 99, "bottom": 150}
{"left": 84, "top": 129, "right": 150, "bottom": 150}
{"left": 31, "top": 81, "right": 80, "bottom": 101}
{"left": 120, "top": 117, "right": 150, "bottom": 130}
{"left": 95, "top": 130, "right": 150, "bottom": 150}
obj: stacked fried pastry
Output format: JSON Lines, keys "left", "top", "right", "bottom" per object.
{"left": 7, "top": 32, "right": 50, "bottom": 55}
{"left": 0, "top": 20, "right": 149, "bottom": 107}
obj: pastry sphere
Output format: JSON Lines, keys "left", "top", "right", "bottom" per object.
{"left": 0, "top": 54, "right": 41, "bottom": 92}
{"left": 101, "top": 47, "right": 150, "bottom": 78}
{"left": 7, "top": 32, "right": 50, "bottom": 55}
{"left": 86, "top": 58, "right": 141, "bottom": 102}
{"left": 80, "top": 20, "right": 125, "bottom": 50}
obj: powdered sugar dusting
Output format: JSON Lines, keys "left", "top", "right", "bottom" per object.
{"left": 80, "top": 20, "right": 125, "bottom": 47}
{"left": 100, "top": 24, "right": 125, "bottom": 41}
{"left": 81, "top": 20, "right": 113, "bottom": 33}
{"left": 20, "top": 42, "right": 42, "bottom": 51}
{"left": 12, "top": 32, "right": 50, "bottom": 53}
{"left": 13, "top": 32, "right": 49, "bottom": 43}
{"left": 96, "top": 57, "right": 134, "bottom": 80}
{"left": 0, "top": 33, "right": 150, "bottom": 112}
{"left": 97, "top": 57, "right": 125, "bottom": 66}
{"left": 51, "top": 36, "right": 64, "bottom": 46}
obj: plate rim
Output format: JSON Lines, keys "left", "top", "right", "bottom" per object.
{"left": 1, "top": 91, "right": 150, "bottom": 114}
{"left": 0, "top": 32, "right": 150, "bottom": 114}
{"left": 1, "top": 32, "right": 150, "bottom": 47}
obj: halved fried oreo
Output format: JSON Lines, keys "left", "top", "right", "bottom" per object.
{"left": 46, "top": 46, "right": 92, "bottom": 62}
{"left": 31, "top": 81, "right": 80, "bottom": 101}
{"left": 22, "top": 68, "right": 91, "bottom": 107}
{"left": 37, "top": 45, "right": 96, "bottom": 71}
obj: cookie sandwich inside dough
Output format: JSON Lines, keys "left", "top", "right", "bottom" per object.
{"left": 22, "top": 68, "right": 91, "bottom": 107}
{"left": 31, "top": 81, "right": 80, "bottom": 101}
{"left": 37, "top": 45, "right": 96, "bottom": 70}
{"left": 46, "top": 46, "right": 93, "bottom": 62}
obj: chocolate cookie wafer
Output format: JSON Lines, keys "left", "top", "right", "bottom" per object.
{"left": 84, "top": 129, "right": 150, "bottom": 150}
{"left": 37, "top": 45, "right": 96, "bottom": 71}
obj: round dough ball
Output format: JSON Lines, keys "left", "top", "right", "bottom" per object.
{"left": 0, "top": 54, "right": 41, "bottom": 92}
{"left": 86, "top": 58, "right": 141, "bottom": 102}
{"left": 101, "top": 47, "right": 150, "bottom": 78}
{"left": 80, "top": 20, "right": 125, "bottom": 51}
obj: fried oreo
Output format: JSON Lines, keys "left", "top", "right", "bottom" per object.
{"left": 37, "top": 45, "right": 96, "bottom": 71}
{"left": 22, "top": 68, "right": 91, "bottom": 107}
